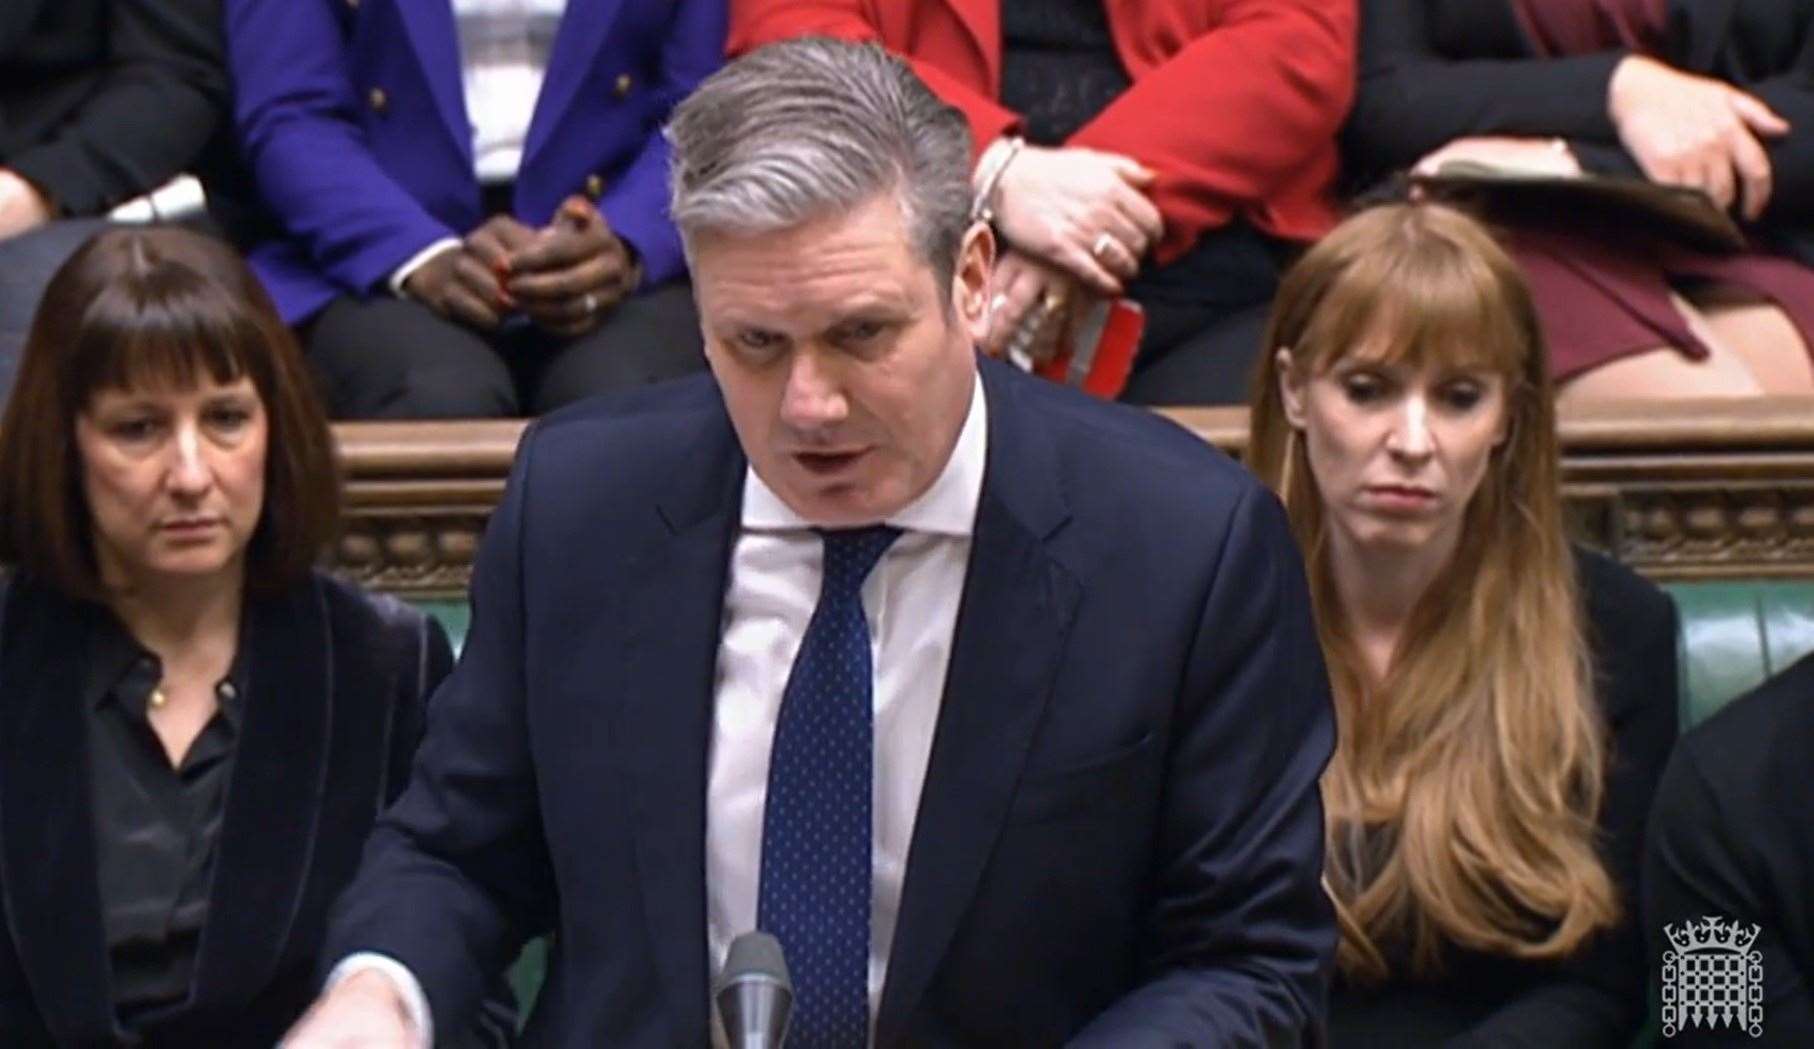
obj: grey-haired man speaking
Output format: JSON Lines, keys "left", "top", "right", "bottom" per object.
{"left": 285, "top": 38, "right": 1336, "bottom": 1048}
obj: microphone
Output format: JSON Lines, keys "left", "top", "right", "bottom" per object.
{"left": 715, "top": 931, "right": 793, "bottom": 1049}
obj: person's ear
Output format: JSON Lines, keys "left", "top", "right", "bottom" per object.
{"left": 1275, "top": 348, "right": 1308, "bottom": 429}
{"left": 955, "top": 221, "right": 995, "bottom": 345}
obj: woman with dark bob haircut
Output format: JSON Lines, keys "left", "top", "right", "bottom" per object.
{"left": 0, "top": 227, "right": 509, "bottom": 1046}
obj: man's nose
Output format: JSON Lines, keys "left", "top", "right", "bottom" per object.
{"left": 779, "top": 350, "right": 849, "bottom": 430}
{"left": 1385, "top": 395, "right": 1434, "bottom": 461}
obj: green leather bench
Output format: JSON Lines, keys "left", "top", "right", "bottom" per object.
{"left": 417, "top": 579, "right": 1814, "bottom": 733}
{"left": 409, "top": 579, "right": 1814, "bottom": 1025}
{"left": 1670, "top": 580, "right": 1814, "bottom": 728}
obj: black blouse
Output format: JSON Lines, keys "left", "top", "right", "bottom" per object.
{"left": 998, "top": 0, "right": 1129, "bottom": 147}
{"left": 82, "top": 608, "right": 248, "bottom": 1032}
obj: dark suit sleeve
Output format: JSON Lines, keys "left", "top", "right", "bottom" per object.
{"left": 224, "top": 0, "right": 457, "bottom": 295}
{"left": 1574, "top": 10, "right": 1814, "bottom": 216}
{"left": 1445, "top": 562, "right": 1679, "bottom": 1047}
{"left": 1344, "top": 0, "right": 1627, "bottom": 185}
{"left": 6, "top": 0, "right": 228, "bottom": 215}
{"left": 326, "top": 425, "right": 558, "bottom": 1036}
{"left": 1744, "top": 39, "right": 1814, "bottom": 226}
{"left": 1070, "top": 484, "right": 1337, "bottom": 1047}
{"left": 1645, "top": 705, "right": 1814, "bottom": 1044}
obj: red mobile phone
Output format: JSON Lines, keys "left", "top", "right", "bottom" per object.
{"left": 1034, "top": 298, "right": 1146, "bottom": 399}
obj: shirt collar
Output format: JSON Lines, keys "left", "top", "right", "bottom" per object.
{"left": 84, "top": 604, "right": 251, "bottom": 729}
{"left": 741, "top": 370, "right": 987, "bottom": 538}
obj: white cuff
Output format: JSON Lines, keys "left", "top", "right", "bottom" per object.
{"left": 389, "top": 238, "right": 463, "bottom": 297}
{"left": 325, "top": 952, "right": 434, "bottom": 1049}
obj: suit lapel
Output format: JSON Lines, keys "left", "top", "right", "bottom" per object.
{"left": 874, "top": 362, "right": 1080, "bottom": 1047}
{"left": 398, "top": 0, "right": 474, "bottom": 166}
{"left": 188, "top": 580, "right": 333, "bottom": 1011}
{"left": 523, "top": 0, "right": 629, "bottom": 169}
{"left": 617, "top": 408, "right": 744, "bottom": 1047}
{"left": 0, "top": 586, "right": 119, "bottom": 1042}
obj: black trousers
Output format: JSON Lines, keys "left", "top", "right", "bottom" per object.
{"left": 302, "top": 281, "right": 705, "bottom": 419}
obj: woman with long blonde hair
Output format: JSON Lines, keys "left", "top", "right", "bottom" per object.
{"left": 1249, "top": 202, "right": 1678, "bottom": 1044}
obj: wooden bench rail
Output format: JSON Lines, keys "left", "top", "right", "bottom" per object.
{"left": 336, "top": 398, "right": 1814, "bottom": 596}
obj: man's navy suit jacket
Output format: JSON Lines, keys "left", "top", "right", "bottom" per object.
{"left": 328, "top": 358, "right": 1338, "bottom": 1046}
{"left": 223, "top": 0, "right": 726, "bottom": 323}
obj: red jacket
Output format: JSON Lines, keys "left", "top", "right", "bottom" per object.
{"left": 730, "top": 0, "right": 1356, "bottom": 263}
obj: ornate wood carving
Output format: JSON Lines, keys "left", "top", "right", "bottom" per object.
{"left": 333, "top": 398, "right": 1814, "bottom": 596}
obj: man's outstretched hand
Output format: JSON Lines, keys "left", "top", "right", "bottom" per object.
{"left": 280, "top": 969, "right": 420, "bottom": 1049}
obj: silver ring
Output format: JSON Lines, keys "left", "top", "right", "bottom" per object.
{"left": 581, "top": 292, "right": 600, "bottom": 316}
{"left": 1091, "top": 232, "right": 1119, "bottom": 261}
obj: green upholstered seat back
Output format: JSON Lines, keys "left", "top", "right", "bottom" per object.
{"left": 1662, "top": 580, "right": 1814, "bottom": 729}
{"left": 413, "top": 583, "right": 1814, "bottom": 731}
{"left": 415, "top": 599, "right": 471, "bottom": 657}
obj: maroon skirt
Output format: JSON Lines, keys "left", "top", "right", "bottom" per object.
{"left": 1506, "top": 229, "right": 1814, "bottom": 381}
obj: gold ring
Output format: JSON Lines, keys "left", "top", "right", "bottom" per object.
{"left": 1040, "top": 288, "right": 1068, "bottom": 317}
{"left": 582, "top": 292, "right": 600, "bottom": 315}
{"left": 1091, "top": 232, "right": 1118, "bottom": 261}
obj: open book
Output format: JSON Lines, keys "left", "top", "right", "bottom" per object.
{"left": 1411, "top": 160, "right": 1746, "bottom": 252}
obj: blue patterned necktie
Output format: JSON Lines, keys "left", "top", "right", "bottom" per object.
{"left": 757, "top": 525, "right": 902, "bottom": 1049}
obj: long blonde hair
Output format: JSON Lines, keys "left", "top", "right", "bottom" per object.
{"left": 1249, "top": 204, "right": 1617, "bottom": 981}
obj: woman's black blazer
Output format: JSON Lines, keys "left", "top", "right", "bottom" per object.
{"left": 0, "top": 571, "right": 454, "bottom": 1047}
{"left": 1344, "top": 0, "right": 1814, "bottom": 257}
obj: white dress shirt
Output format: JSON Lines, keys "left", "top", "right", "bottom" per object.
{"left": 390, "top": 0, "right": 567, "bottom": 292}
{"left": 453, "top": 0, "right": 566, "bottom": 184}
{"left": 333, "top": 372, "right": 987, "bottom": 1046}
{"left": 707, "top": 372, "right": 986, "bottom": 1042}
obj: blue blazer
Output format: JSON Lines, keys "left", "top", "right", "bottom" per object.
{"left": 225, "top": 0, "right": 726, "bottom": 323}
{"left": 328, "top": 358, "right": 1339, "bottom": 1046}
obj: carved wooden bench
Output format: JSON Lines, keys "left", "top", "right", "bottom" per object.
{"left": 335, "top": 396, "right": 1814, "bottom": 598}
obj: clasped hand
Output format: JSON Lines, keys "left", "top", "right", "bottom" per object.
{"left": 991, "top": 144, "right": 1163, "bottom": 297}
{"left": 279, "top": 969, "right": 416, "bottom": 1048}
{"left": 1609, "top": 55, "right": 1790, "bottom": 220}
{"left": 404, "top": 195, "right": 639, "bottom": 337}
{"left": 979, "top": 142, "right": 1165, "bottom": 362}
{"left": 982, "top": 248, "right": 1087, "bottom": 364}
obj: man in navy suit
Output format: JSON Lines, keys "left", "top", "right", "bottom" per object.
{"left": 287, "top": 38, "right": 1337, "bottom": 1047}
{"left": 224, "top": 0, "right": 725, "bottom": 418}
